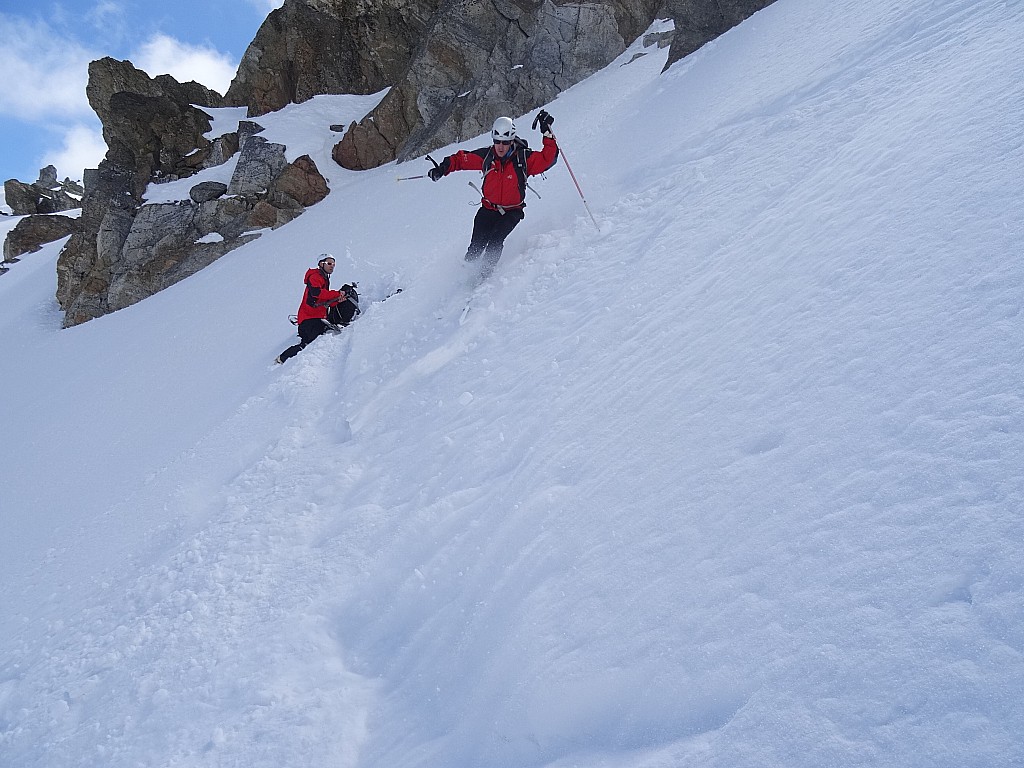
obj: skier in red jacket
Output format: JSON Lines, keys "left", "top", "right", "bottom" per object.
{"left": 428, "top": 111, "right": 559, "bottom": 278}
{"left": 276, "top": 254, "right": 347, "bottom": 364}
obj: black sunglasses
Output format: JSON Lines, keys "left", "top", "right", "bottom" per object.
{"left": 494, "top": 139, "right": 513, "bottom": 146}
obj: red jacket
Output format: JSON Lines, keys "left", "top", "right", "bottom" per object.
{"left": 443, "top": 135, "right": 559, "bottom": 211}
{"left": 296, "top": 267, "right": 343, "bottom": 323}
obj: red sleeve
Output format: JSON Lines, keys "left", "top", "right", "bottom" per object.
{"left": 526, "top": 135, "right": 559, "bottom": 176}
{"left": 307, "top": 272, "right": 342, "bottom": 304}
{"left": 445, "top": 149, "right": 486, "bottom": 173}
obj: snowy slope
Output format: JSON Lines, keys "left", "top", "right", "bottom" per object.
{"left": 2, "top": 0, "right": 1024, "bottom": 766}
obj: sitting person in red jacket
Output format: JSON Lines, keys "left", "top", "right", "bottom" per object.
{"left": 276, "top": 254, "right": 347, "bottom": 364}
{"left": 428, "top": 111, "right": 559, "bottom": 279}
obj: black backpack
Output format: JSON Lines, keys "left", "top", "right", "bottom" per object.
{"left": 327, "top": 283, "right": 361, "bottom": 327}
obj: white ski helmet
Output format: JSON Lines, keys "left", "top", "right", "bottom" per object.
{"left": 317, "top": 253, "right": 335, "bottom": 268}
{"left": 491, "top": 116, "right": 516, "bottom": 142}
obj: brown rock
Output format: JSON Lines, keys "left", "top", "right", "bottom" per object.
{"left": 273, "top": 155, "right": 329, "bottom": 207}
{"left": 3, "top": 215, "right": 81, "bottom": 262}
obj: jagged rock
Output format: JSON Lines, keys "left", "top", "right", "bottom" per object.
{"left": 644, "top": 29, "right": 676, "bottom": 49}
{"left": 333, "top": 0, "right": 660, "bottom": 170}
{"left": 87, "top": 58, "right": 224, "bottom": 192}
{"left": 329, "top": 0, "right": 778, "bottom": 170}
{"left": 106, "top": 198, "right": 262, "bottom": 312}
{"left": 3, "top": 214, "right": 81, "bottom": 262}
{"left": 271, "top": 155, "right": 329, "bottom": 208}
{"left": 57, "top": 161, "right": 136, "bottom": 322}
{"left": 204, "top": 133, "right": 240, "bottom": 169}
{"left": 237, "top": 121, "right": 265, "bottom": 149}
{"left": 226, "top": 0, "right": 439, "bottom": 116}
{"left": 196, "top": 195, "right": 254, "bottom": 241}
{"left": 227, "top": 136, "right": 289, "bottom": 196}
{"left": 37, "top": 167, "right": 56, "bottom": 187}
{"left": 3, "top": 180, "right": 41, "bottom": 215}
{"left": 59, "top": 137, "right": 327, "bottom": 325}
{"left": 247, "top": 200, "right": 284, "bottom": 230}
{"left": 3, "top": 166, "right": 83, "bottom": 215}
{"left": 189, "top": 181, "right": 229, "bottom": 204}
{"left": 58, "top": 60, "right": 233, "bottom": 326}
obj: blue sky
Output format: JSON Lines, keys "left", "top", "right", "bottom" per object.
{"left": 0, "top": 0, "right": 282, "bottom": 194}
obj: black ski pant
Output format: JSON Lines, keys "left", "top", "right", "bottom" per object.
{"left": 278, "top": 318, "right": 328, "bottom": 363}
{"left": 464, "top": 206, "right": 525, "bottom": 278}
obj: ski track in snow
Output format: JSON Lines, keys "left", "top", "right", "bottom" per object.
{"left": 3, "top": 1, "right": 1024, "bottom": 766}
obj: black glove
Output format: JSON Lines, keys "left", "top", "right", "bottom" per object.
{"left": 428, "top": 157, "right": 449, "bottom": 181}
{"left": 532, "top": 110, "right": 554, "bottom": 134}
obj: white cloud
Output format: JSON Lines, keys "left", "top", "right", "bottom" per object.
{"left": 86, "top": 1, "right": 129, "bottom": 42}
{"left": 0, "top": 14, "right": 96, "bottom": 121}
{"left": 42, "top": 123, "right": 107, "bottom": 182}
{"left": 131, "top": 34, "right": 238, "bottom": 95}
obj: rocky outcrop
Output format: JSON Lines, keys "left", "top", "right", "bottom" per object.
{"left": 54, "top": 0, "right": 777, "bottom": 325}
{"left": 322, "top": 0, "right": 777, "bottom": 170}
{"left": 87, "top": 57, "right": 226, "bottom": 193}
{"left": 56, "top": 58, "right": 331, "bottom": 326}
{"left": 225, "top": 0, "right": 442, "bottom": 116}
{"left": 56, "top": 59, "right": 228, "bottom": 325}
{"left": 332, "top": 0, "right": 660, "bottom": 170}
{"left": 57, "top": 145, "right": 329, "bottom": 325}
{"left": 4, "top": 166, "right": 83, "bottom": 215}
{"left": 3, "top": 213, "right": 81, "bottom": 264}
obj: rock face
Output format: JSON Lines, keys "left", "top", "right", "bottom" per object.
{"left": 311, "top": 0, "right": 775, "bottom": 171}
{"left": 87, "top": 58, "right": 226, "bottom": 192}
{"left": 56, "top": 60, "right": 330, "bottom": 327}
{"left": 4, "top": 166, "right": 83, "bottom": 215}
{"left": 3, "top": 214, "right": 81, "bottom": 264}
{"left": 225, "top": 0, "right": 442, "bottom": 116}
{"left": 332, "top": 0, "right": 661, "bottom": 170}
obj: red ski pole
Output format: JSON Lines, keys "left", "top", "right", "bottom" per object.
{"left": 558, "top": 143, "right": 599, "bottom": 230}
{"left": 533, "top": 111, "right": 599, "bottom": 229}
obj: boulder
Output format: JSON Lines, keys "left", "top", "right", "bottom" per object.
{"left": 189, "top": 181, "right": 229, "bottom": 204}
{"left": 272, "top": 155, "right": 329, "bottom": 208}
{"left": 3, "top": 180, "right": 40, "bottom": 216}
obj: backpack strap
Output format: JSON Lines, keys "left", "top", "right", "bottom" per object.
{"left": 480, "top": 139, "right": 531, "bottom": 207}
